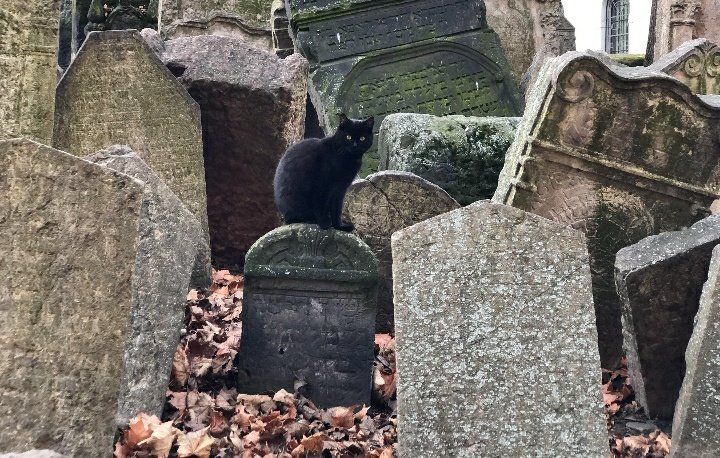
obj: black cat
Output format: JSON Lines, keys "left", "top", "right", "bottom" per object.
{"left": 274, "top": 113, "right": 374, "bottom": 231}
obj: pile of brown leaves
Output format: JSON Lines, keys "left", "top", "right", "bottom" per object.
{"left": 115, "top": 270, "right": 397, "bottom": 458}
{"left": 604, "top": 358, "right": 671, "bottom": 457}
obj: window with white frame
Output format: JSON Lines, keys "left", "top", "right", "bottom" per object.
{"left": 605, "top": 0, "right": 629, "bottom": 54}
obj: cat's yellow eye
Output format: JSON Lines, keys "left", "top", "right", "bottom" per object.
{"left": 346, "top": 135, "right": 352, "bottom": 141}
{"left": 360, "top": 136, "right": 366, "bottom": 141}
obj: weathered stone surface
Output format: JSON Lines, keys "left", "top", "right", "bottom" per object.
{"left": 615, "top": 215, "right": 720, "bottom": 420}
{"left": 0, "top": 0, "right": 60, "bottom": 143}
{"left": 342, "top": 171, "right": 459, "bottom": 332}
{"left": 287, "top": 0, "right": 522, "bottom": 175}
{"left": 160, "top": 0, "right": 272, "bottom": 49}
{"left": 85, "top": 0, "right": 158, "bottom": 35}
{"left": 671, "top": 244, "right": 720, "bottom": 457}
{"left": 271, "top": 0, "right": 293, "bottom": 58}
{"left": 648, "top": 0, "right": 720, "bottom": 64}
{"left": 53, "top": 30, "right": 209, "bottom": 243}
{"left": 493, "top": 52, "right": 720, "bottom": 368}
{"left": 392, "top": 201, "right": 606, "bottom": 456}
{"left": 237, "top": 224, "right": 377, "bottom": 408}
{"left": 648, "top": 39, "right": 720, "bottom": 95}
{"left": 157, "top": 33, "right": 307, "bottom": 268}
{"left": 86, "top": 145, "right": 212, "bottom": 288}
{"left": 0, "top": 452, "right": 66, "bottom": 458}
{"left": 0, "top": 139, "right": 200, "bottom": 456}
{"left": 378, "top": 113, "right": 519, "bottom": 205}
{"left": 58, "top": 0, "right": 72, "bottom": 69}
{"left": 484, "top": 0, "right": 575, "bottom": 88}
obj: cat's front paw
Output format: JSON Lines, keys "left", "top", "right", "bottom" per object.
{"left": 335, "top": 221, "right": 355, "bottom": 232}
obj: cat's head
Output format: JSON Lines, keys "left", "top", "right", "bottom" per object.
{"left": 334, "top": 113, "right": 374, "bottom": 155}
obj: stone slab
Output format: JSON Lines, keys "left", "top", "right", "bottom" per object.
{"left": 671, "top": 243, "right": 720, "bottom": 457}
{"left": 648, "top": 38, "right": 720, "bottom": 95}
{"left": 493, "top": 52, "right": 720, "bottom": 368}
{"left": 157, "top": 33, "right": 308, "bottom": 268}
{"left": 53, "top": 30, "right": 209, "bottom": 244}
{"left": 0, "top": 0, "right": 60, "bottom": 143}
{"left": 271, "top": 0, "right": 293, "bottom": 58}
{"left": 237, "top": 224, "right": 378, "bottom": 408}
{"left": 392, "top": 200, "right": 606, "bottom": 457}
{"left": 615, "top": 215, "right": 720, "bottom": 420}
{"left": 342, "top": 171, "right": 460, "bottom": 332}
{"left": 0, "top": 138, "right": 201, "bottom": 456}
{"left": 648, "top": 0, "right": 720, "bottom": 64}
{"left": 378, "top": 114, "right": 519, "bottom": 205}
{"left": 286, "top": 0, "right": 522, "bottom": 176}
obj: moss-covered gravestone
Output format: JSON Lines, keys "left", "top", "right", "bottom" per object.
{"left": 494, "top": 52, "right": 720, "bottom": 369}
{"left": 0, "top": 0, "right": 60, "bottom": 143}
{"left": 237, "top": 224, "right": 378, "bottom": 408}
{"left": 648, "top": 38, "right": 720, "bottom": 95}
{"left": 286, "top": 0, "right": 521, "bottom": 175}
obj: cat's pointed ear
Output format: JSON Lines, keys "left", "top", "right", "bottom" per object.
{"left": 365, "top": 116, "right": 375, "bottom": 129}
{"left": 337, "top": 112, "right": 350, "bottom": 127}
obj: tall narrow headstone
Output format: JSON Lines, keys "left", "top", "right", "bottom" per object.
{"left": 271, "top": 0, "right": 293, "bottom": 58}
{"left": 342, "top": 171, "right": 460, "bottom": 332}
{"left": 392, "top": 201, "right": 606, "bottom": 456}
{"left": 671, "top": 244, "right": 720, "bottom": 457}
{"left": 237, "top": 225, "right": 378, "bottom": 408}
{"left": 378, "top": 114, "right": 520, "bottom": 205}
{"left": 0, "top": 138, "right": 204, "bottom": 456}
{"left": 494, "top": 52, "right": 720, "bottom": 368}
{"left": 615, "top": 215, "right": 720, "bottom": 420}
{"left": 286, "top": 0, "right": 522, "bottom": 175}
{"left": 648, "top": 0, "right": 720, "bottom": 64}
{"left": 0, "top": 0, "right": 60, "bottom": 143}
{"left": 157, "top": 33, "right": 308, "bottom": 267}
{"left": 648, "top": 38, "right": 720, "bottom": 95}
{"left": 53, "top": 30, "right": 209, "bottom": 242}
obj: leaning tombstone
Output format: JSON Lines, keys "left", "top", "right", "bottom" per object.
{"left": 648, "top": 38, "right": 720, "bottom": 95}
{"left": 392, "top": 201, "right": 607, "bottom": 456}
{"left": 53, "top": 30, "right": 209, "bottom": 243}
{"left": 615, "top": 215, "right": 720, "bottom": 420}
{"left": 494, "top": 52, "right": 720, "bottom": 368}
{"left": 0, "top": 138, "right": 204, "bottom": 456}
{"left": 343, "top": 171, "right": 459, "bottom": 332}
{"left": 237, "top": 225, "right": 378, "bottom": 408}
{"left": 286, "top": 0, "right": 522, "bottom": 175}
{"left": 378, "top": 114, "right": 519, "bottom": 205}
{"left": 671, "top": 244, "right": 720, "bottom": 457}
{"left": 0, "top": 0, "right": 60, "bottom": 143}
{"left": 647, "top": 0, "right": 720, "bottom": 64}
{"left": 156, "top": 32, "right": 308, "bottom": 268}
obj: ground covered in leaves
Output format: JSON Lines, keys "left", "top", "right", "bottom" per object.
{"left": 115, "top": 270, "right": 673, "bottom": 457}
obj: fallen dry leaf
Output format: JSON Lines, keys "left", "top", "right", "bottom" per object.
{"left": 177, "top": 427, "right": 215, "bottom": 458}
{"left": 138, "top": 421, "right": 179, "bottom": 458}
{"left": 125, "top": 412, "right": 160, "bottom": 447}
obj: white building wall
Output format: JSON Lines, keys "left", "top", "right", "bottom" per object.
{"left": 563, "top": 0, "right": 652, "bottom": 54}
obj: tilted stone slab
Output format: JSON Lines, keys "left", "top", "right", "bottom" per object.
{"left": 392, "top": 201, "right": 606, "bottom": 457}
{"left": 648, "top": 38, "right": 720, "bottom": 95}
{"left": 378, "top": 114, "right": 519, "bottom": 205}
{"left": 237, "top": 224, "right": 378, "bottom": 408}
{"left": 0, "top": 139, "right": 202, "bottom": 456}
{"left": 157, "top": 33, "right": 308, "bottom": 268}
{"left": 615, "top": 215, "right": 720, "bottom": 420}
{"left": 342, "top": 171, "right": 460, "bottom": 332}
{"left": 53, "top": 30, "right": 209, "bottom": 244}
{"left": 671, "top": 244, "right": 720, "bottom": 457}
{"left": 0, "top": 0, "right": 60, "bottom": 143}
{"left": 286, "top": 0, "right": 522, "bottom": 175}
{"left": 493, "top": 52, "right": 720, "bottom": 368}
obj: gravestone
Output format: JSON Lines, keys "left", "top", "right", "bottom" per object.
{"left": 286, "top": 0, "right": 522, "bottom": 175}
{"left": 648, "top": 38, "right": 720, "bottom": 95}
{"left": 83, "top": 0, "right": 158, "bottom": 35}
{"left": 0, "top": 0, "right": 60, "bottom": 143}
{"left": 484, "top": 0, "right": 575, "bottom": 87}
{"left": 615, "top": 215, "right": 720, "bottom": 420}
{"left": 493, "top": 52, "right": 720, "bottom": 368}
{"left": 342, "top": 171, "right": 460, "bottom": 332}
{"left": 378, "top": 114, "right": 519, "bottom": 205}
{"left": 0, "top": 138, "right": 204, "bottom": 456}
{"left": 160, "top": 0, "right": 272, "bottom": 50}
{"left": 157, "top": 33, "right": 308, "bottom": 268}
{"left": 671, "top": 244, "right": 720, "bottom": 457}
{"left": 237, "top": 224, "right": 378, "bottom": 408}
{"left": 271, "top": 0, "right": 293, "bottom": 58}
{"left": 392, "top": 201, "right": 606, "bottom": 456}
{"left": 53, "top": 30, "right": 209, "bottom": 243}
{"left": 647, "top": 0, "right": 720, "bottom": 64}
{"left": 58, "top": 0, "right": 73, "bottom": 69}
